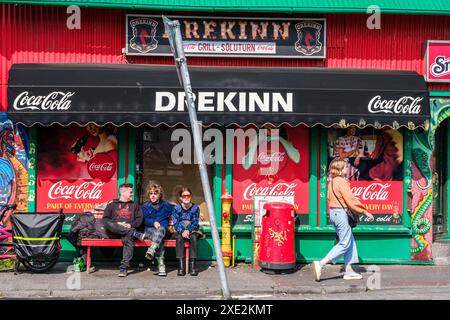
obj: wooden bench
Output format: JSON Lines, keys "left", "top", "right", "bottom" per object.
{"left": 81, "top": 238, "right": 190, "bottom": 274}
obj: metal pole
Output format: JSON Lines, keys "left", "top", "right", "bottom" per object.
{"left": 163, "top": 17, "right": 231, "bottom": 300}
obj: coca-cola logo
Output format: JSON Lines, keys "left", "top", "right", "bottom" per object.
{"left": 351, "top": 183, "right": 391, "bottom": 201}
{"left": 367, "top": 95, "right": 422, "bottom": 115}
{"left": 430, "top": 56, "right": 450, "bottom": 78}
{"left": 48, "top": 181, "right": 105, "bottom": 200}
{"left": 13, "top": 91, "right": 74, "bottom": 111}
{"left": 243, "top": 182, "right": 297, "bottom": 201}
{"left": 87, "top": 154, "right": 116, "bottom": 180}
{"left": 257, "top": 152, "right": 286, "bottom": 164}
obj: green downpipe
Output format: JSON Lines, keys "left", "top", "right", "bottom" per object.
{"left": 319, "top": 126, "right": 329, "bottom": 226}
{"left": 403, "top": 129, "right": 412, "bottom": 229}
{"left": 27, "top": 127, "right": 37, "bottom": 212}
{"left": 309, "top": 127, "right": 318, "bottom": 226}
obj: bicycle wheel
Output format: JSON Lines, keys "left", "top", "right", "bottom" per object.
{"left": 20, "top": 256, "right": 58, "bottom": 273}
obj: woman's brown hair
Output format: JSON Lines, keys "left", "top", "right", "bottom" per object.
{"left": 329, "top": 159, "right": 346, "bottom": 178}
{"left": 146, "top": 181, "right": 164, "bottom": 200}
{"left": 178, "top": 186, "right": 193, "bottom": 198}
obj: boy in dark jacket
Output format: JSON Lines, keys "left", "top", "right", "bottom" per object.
{"left": 103, "top": 183, "right": 144, "bottom": 277}
{"left": 141, "top": 182, "right": 174, "bottom": 276}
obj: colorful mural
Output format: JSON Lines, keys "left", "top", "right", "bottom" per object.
{"left": 0, "top": 113, "right": 28, "bottom": 223}
{"left": 411, "top": 98, "right": 450, "bottom": 260}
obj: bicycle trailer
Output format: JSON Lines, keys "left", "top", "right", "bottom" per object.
{"left": 12, "top": 210, "right": 65, "bottom": 273}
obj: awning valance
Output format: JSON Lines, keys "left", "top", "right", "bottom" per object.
{"left": 7, "top": 63, "right": 430, "bottom": 129}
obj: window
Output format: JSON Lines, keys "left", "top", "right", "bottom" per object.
{"left": 136, "top": 126, "right": 215, "bottom": 224}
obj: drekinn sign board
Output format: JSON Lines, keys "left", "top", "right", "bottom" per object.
{"left": 125, "top": 15, "right": 326, "bottom": 59}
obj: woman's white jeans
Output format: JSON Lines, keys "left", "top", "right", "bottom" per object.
{"left": 326, "top": 208, "right": 359, "bottom": 265}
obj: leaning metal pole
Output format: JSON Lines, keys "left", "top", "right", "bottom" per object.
{"left": 163, "top": 16, "right": 231, "bottom": 300}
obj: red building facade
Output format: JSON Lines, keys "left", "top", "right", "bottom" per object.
{"left": 1, "top": 3, "right": 450, "bottom": 263}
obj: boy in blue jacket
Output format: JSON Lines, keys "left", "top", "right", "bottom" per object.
{"left": 141, "top": 182, "right": 173, "bottom": 276}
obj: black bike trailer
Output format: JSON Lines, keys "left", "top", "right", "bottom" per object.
{"left": 12, "top": 210, "right": 65, "bottom": 273}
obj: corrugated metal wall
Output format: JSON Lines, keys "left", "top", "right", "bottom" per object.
{"left": 2, "top": 4, "right": 450, "bottom": 111}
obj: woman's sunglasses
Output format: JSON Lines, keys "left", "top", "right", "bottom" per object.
{"left": 149, "top": 192, "right": 159, "bottom": 196}
{"left": 181, "top": 194, "right": 191, "bottom": 199}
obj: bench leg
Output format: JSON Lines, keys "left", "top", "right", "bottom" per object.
{"left": 86, "top": 246, "right": 91, "bottom": 274}
{"left": 185, "top": 247, "right": 189, "bottom": 272}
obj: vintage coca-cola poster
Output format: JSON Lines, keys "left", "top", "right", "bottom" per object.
{"left": 328, "top": 126, "right": 404, "bottom": 225}
{"left": 37, "top": 124, "right": 118, "bottom": 214}
{"left": 233, "top": 126, "right": 309, "bottom": 224}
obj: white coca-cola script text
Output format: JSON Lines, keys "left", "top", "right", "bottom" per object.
{"left": 351, "top": 183, "right": 391, "bottom": 201}
{"left": 88, "top": 162, "right": 114, "bottom": 172}
{"left": 13, "top": 91, "right": 74, "bottom": 111}
{"left": 48, "top": 181, "right": 105, "bottom": 200}
{"left": 257, "top": 152, "right": 286, "bottom": 164}
{"left": 368, "top": 95, "right": 422, "bottom": 115}
{"left": 243, "top": 182, "right": 297, "bottom": 201}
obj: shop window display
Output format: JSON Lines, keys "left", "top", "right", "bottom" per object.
{"left": 36, "top": 124, "right": 119, "bottom": 226}
{"left": 136, "top": 126, "right": 215, "bottom": 224}
{"left": 232, "top": 125, "right": 310, "bottom": 225}
{"left": 327, "top": 126, "right": 404, "bottom": 225}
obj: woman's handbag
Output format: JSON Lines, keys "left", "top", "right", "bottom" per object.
{"left": 331, "top": 179, "right": 359, "bottom": 228}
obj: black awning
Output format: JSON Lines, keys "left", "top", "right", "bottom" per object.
{"left": 7, "top": 63, "right": 430, "bottom": 129}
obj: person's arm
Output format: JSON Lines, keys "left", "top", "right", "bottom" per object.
{"left": 102, "top": 203, "right": 114, "bottom": 221}
{"left": 279, "top": 137, "right": 300, "bottom": 163}
{"left": 188, "top": 206, "right": 200, "bottom": 232}
{"left": 337, "top": 179, "right": 367, "bottom": 215}
{"left": 158, "top": 203, "right": 172, "bottom": 224}
{"left": 171, "top": 207, "right": 183, "bottom": 234}
{"left": 132, "top": 205, "right": 144, "bottom": 229}
{"left": 338, "top": 146, "right": 359, "bottom": 159}
{"left": 143, "top": 204, "right": 155, "bottom": 227}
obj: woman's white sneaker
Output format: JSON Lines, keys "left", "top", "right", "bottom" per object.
{"left": 343, "top": 272, "right": 363, "bottom": 280}
{"left": 312, "top": 261, "right": 322, "bottom": 281}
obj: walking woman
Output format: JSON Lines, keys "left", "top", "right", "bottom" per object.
{"left": 171, "top": 187, "right": 203, "bottom": 276}
{"left": 313, "top": 159, "right": 374, "bottom": 281}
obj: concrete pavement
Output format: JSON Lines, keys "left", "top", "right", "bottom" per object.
{"left": 1, "top": 262, "right": 450, "bottom": 299}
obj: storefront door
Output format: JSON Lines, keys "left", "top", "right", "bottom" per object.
{"left": 433, "top": 120, "right": 449, "bottom": 240}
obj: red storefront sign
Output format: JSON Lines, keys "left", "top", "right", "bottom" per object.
{"left": 37, "top": 179, "right": 117, "bottom": 212}
{"left": 233, "top": 126, "right": 309, "bottom": 215}
{"left": 36, "top": 124, "right": 118, "bottom": 213}
{"left": 350, "top": 181, "right": 403, "bottom": 214}
{"left": 425, "top": 40, "right": 450, "bottom": 82}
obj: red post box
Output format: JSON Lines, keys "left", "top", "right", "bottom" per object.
{"left": 259, "top": 202, "right": 295, "bottom": 273}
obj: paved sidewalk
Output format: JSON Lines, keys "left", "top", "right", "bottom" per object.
{"left": 1, "top": 262, "right": 450, "bottom": 299}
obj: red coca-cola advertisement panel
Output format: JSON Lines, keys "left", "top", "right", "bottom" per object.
{"left": 350, "top": 181, "right": 403, "bottom": 223}
{"left": 425, "top": 40, "right": 450, "bottom": 83}
{"left": 328, "top": 127, "right": 404, "bottom": 225}
{"left": 233, "top": 126, "right": 309, "bottom": 224}
{"left": 36, "top": 124, "right": 118, "bottom": 213}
